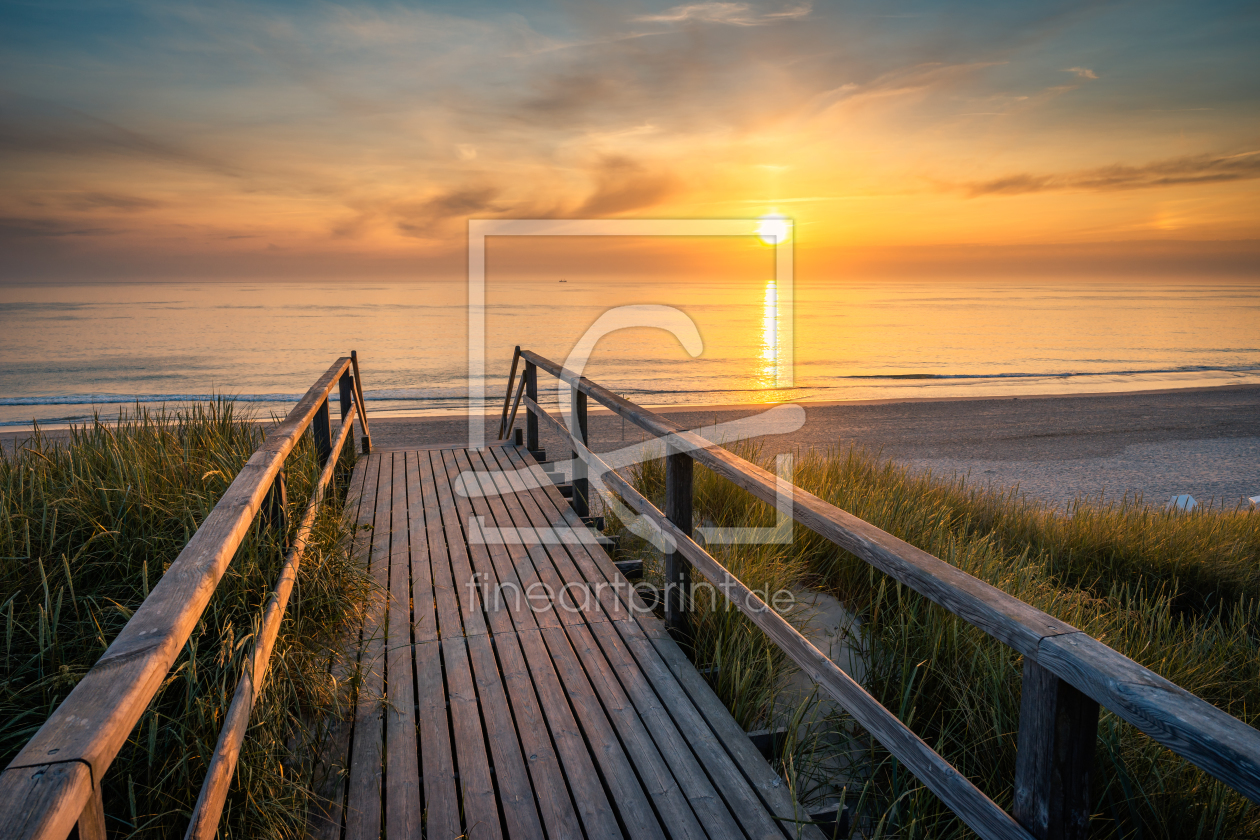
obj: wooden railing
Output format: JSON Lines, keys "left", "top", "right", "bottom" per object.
{"left": 0, "top": 353, "right": 372, "bottom": 840}
{"left": 499, "top": 347, "right": 1260, "bottom": 840}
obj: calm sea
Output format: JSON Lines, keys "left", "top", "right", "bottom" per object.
{"left": 2, "top": 278, "right": 1258, "bottom": 428}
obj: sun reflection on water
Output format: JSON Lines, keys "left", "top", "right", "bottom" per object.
{"left": 760, "top": 279, "right": 780, "bottom": 388}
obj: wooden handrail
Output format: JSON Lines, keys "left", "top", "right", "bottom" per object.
{"left": 516, "top": 349, "right": 1260, "bottom": 819}
{"left": 0, "top": 355, "right": 372, "bottom": 840}
{"left": 524, "top": 395, "right": 1033, "bottom": 840}
{"left": 184, "top": 402, "right": 358, "bottom": 839}
{"left": 497, "top": 345, "right": 521, "bottom": 439}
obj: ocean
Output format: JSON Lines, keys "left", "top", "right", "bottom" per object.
{"left": 2, "top": 278, "right": 1258, "bottom": 428}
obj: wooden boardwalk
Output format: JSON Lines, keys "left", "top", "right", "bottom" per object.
{"left": 308, "top": 444, "right": 823, "bottom": 840}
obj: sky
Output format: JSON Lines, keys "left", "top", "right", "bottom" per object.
{"left": 1, "top": 0, "right": 1258, "bottom": 282}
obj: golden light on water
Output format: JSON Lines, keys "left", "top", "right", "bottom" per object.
{"left": 760, "top": 279, "right": 780, "bottom": 388}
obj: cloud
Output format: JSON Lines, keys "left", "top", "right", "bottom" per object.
{"left": 573, "top": 156, "right": 677, "bottom": 216}
{"left": 456, "top": 144, "right": 478, "bottom": 161}
{"left": 1064, "top": 67, "right": 1097, "bottom": 80}
{"left": 395, "top": 186, "right": 505, "bottom": 237}
{"left": 960, "top": 150, "right": 1260, "bottom": 196}
{"left": 0, "top": 217, "right": 119, "bottom": 239}
{"left": 634, "top": 2, "right": 811, "bottom": 27}
{"left": 61, "top": 192, "right": 163, "bottom": 212}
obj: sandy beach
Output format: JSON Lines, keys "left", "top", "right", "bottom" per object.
{"left": 7, "top": 384, "right": 1259, "bottom": 509}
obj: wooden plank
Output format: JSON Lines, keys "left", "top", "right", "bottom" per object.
{"left": 489, "top": 630, "right": 586, "bottom": 840}
{"left": 412, "top": 454, "right": 461, "bottom": 839}
{"left": 345, "top": 453, "right": 389, "bottom": 840}
{"left": 467, "top": 633, "right": 547, "bottom": 839}
{"left": 490, "top": 446, "right": 809, "bottom": 839}
{"left": 0, "top": 761, "right": 92, "bottom": 840}
{"left": 443, "top": 635, "right": 504, "bottom": 840}
{"left": 514, "top": 627, "right": 630, "bottom": 840}
{"left": 385, "top": 453, "right": 422, "bottom": 840}
{"left": 469, "top": 449, "right": 598, "bottom": 627}
{"left": 498, "top": 346, "right": 521, "bottom": 439}
{"left": 585, "top": 619, "right": 786, "bottom": 840}
{"left": 0, "top": 357, "right": 353, "bottom": 811}
{"left": 535, "top": 624, "right": 669, "bottom": 840}
{"left": 405, "top": 451, "right": 439, "bottom": 644}
{"left": 489, "top": 445, "right": 642, "bottom": 623}
{"left": 431, "top": 450, "right": 488, "bottom": 636}
{"left": 440, "top": 449, "right": 530, "bottom": 634}
{"left": 416, "top": 447, "right": 464, "bottom": 642}
{"left": 647, "top": 634, "right": 826, "bottom": 839}
{"left": 1035, "top": 632, "right": 1260, "bottom": 803}
{"left": 308, "top": 456, "right": 371, "bottom": 840}
{"left": 428, "top": 452, "right": 501, "bottom": 839}
{"left": 433, "top": 451, "right": 546, "bottom": 838}
{"left": 555, "top": 622, "right": 710, "bottom": 840}
{"left": 457, "top": 452, "right": 617, "bottom": 839}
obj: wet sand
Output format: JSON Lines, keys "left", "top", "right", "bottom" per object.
{"left": 6, "top": 384, "right": 1259, "bottom": 509}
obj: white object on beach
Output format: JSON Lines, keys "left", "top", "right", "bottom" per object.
{"left": 1167, "top": 494, "right": 1197, "bottom": 512}
{"left": 1249, "top": 495, "right": 1260, "bottom": 510}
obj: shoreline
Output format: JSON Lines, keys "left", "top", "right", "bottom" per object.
{"left": 6, "top": 384, "right": 1259, "bottom": 510}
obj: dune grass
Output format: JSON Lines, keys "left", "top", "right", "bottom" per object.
{"left": 626, "top": 444, "right": 1259, "bottom": 839}
{"left": 0, "top": 403, "right": 368, "bottom": 839}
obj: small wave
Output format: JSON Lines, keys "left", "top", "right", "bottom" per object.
{"left": 838, "top": 364, "right": 1260, "bottom": 381}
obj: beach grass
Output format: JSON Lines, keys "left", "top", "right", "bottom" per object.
{"left": 625, "top": 443, "right": 1259, "bottom": 839}
{"left": 0, "top": 403, "right": 368, "bottom": 839}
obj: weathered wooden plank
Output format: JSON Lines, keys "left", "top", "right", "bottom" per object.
{"left": 417, "top": 447, "right": 464, "bottom": 642}
{"left": 344, "top": 453, "right": 389, "bottom": 840}
{"left": 489, "top": 445, "right": 642, "bottom": 622}
{"left": 499, "top": 346, "right": 521, "bottom": 439}
{"left": 412, "top": 454, "right": 461, "bottom": 839}
{"left": 443, "top": 635, "right": 504, "bottom": 840}
{"left": 647, "top": 634, "right": 825, "bottom": 839}
{"left": 405, "top": 451, "right": 439, "bottom": 645}
{"left": 557, "top": 622, "right": 710, "bottom": 840}
{"left": 457, "top": 451, "right": 610, "bottom": 839}
{"left": 585, "top": 619, "right": 785, "bottom": 840}
{"left": 536, "top": 624, "right": 668, "bottom": 840}
{"left": 384, "top": 454, "right": 422, "bottom": 840}
{"left": 433, "top": 451, "right": 547, "bottom": 838}
{"left": 439, "top": 449, "right": 526, "bottom": 634}
{"left": 0, "top": 761, "right": 92, "bottom": 840}
{"left": 432, "top": 450, "right": 488, "bottom": 636}
{"left": 490, "top": 629, "right": 586, "bottom": 840}
{"left": 466, "top": 633, "right": 546, "bottom": 839}
{"left": 1036, "top": 632, "right": 1260, "bottom": 803}
{"left": 491, "top": 445, "right": 811, "bottom": 839}
{"left": 514, "top": 627, "right": 629, "bottom": 840}
{"left": 471, "top": 449, "right": 598, "bottom": 627}
{"left": 0, "top": 358, "right": 352, "bottom": 809}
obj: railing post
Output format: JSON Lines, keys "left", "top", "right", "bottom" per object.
{"left": 664, "top": 446, "right": 693, "bottom": 636}
{"left": 263, "top": 469, "right": 288, "bottom": 541}
{"left": 1013, "top": 657, "right": 1099, "bottom": 840}
{"left": 499, "top": 346, "right": 521, "bottom": 439}
{"left": 572, "top": 388, "right": 589, "bottom": 517}
{"left": 350, "top": 350, "right": 372, "bottom": 454}
{"left": 313, "top": 397, "right": 332, "bottom": 468}
{"left": 78, "top": 778, "right": 106, "bottom": 840}
{"left": 525, "top": 360, "right": 540, "bottom": 458}
{"left": 338, "top": 368, "right": 353, "bottom": 421}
